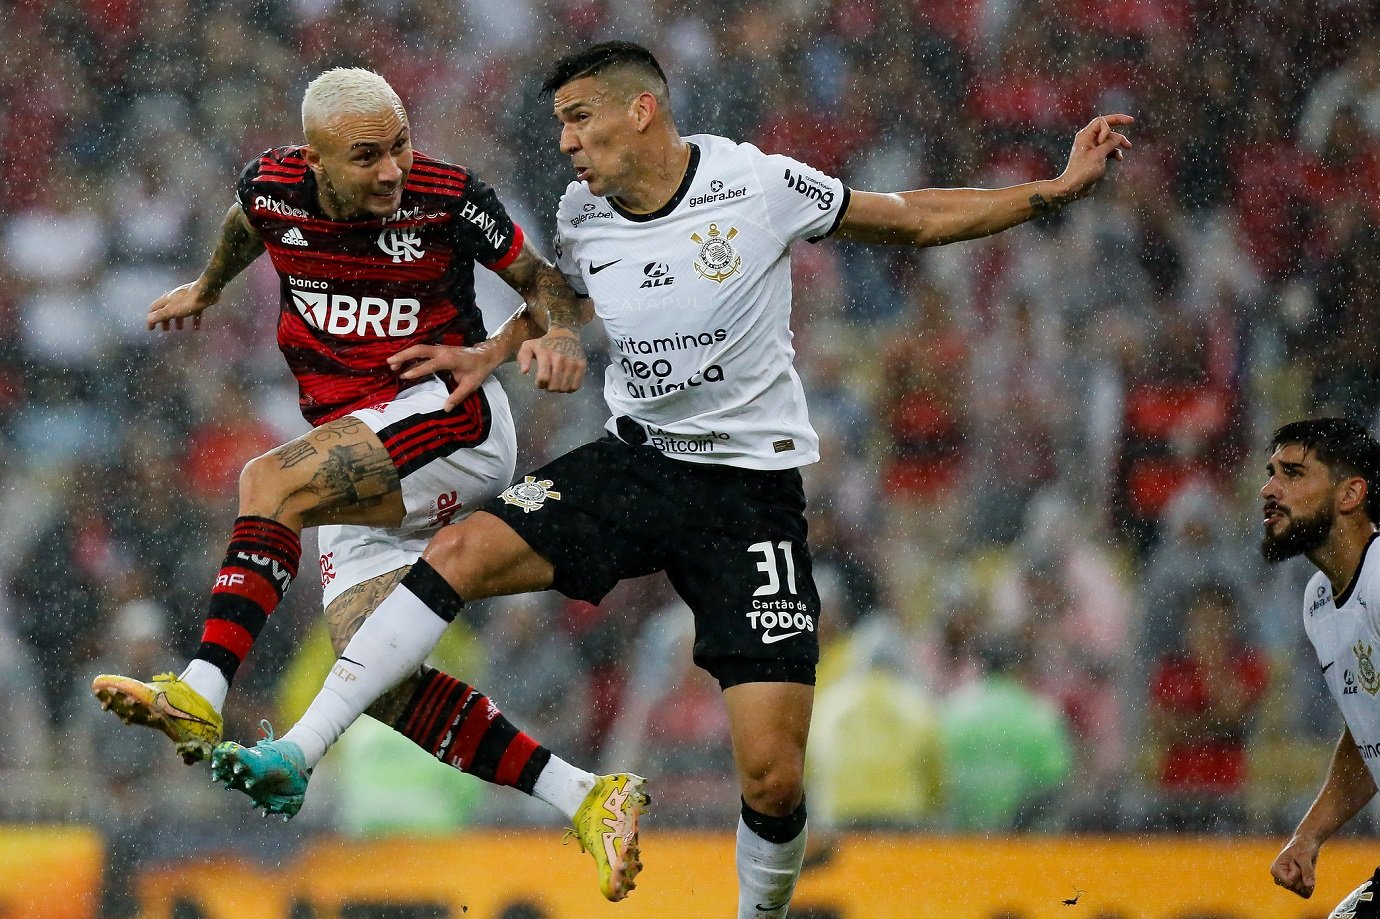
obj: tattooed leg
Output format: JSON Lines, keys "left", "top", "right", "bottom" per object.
{"left": 322, "top": 565, "right": 562, "bottom": 802}
{"left": 323, "top": 566, "right": 420, "bottom": 725}
{"left": 240, "top": 416, "right": 405, "bottom": 531}
{"left": 155, "top": 419, "right": 404, "bottom": 696}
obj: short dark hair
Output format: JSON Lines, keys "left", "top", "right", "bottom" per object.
{"left": 540, "top": 40, "right": 669, "bottom": 98}
{"left": 1271, "top": 417, "right": 1380, "bottom": 521}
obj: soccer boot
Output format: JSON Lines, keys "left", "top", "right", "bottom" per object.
{"left": 210, "top": 725, "right": 311, "bottom": 819}
{"left": 568, "top": 773, "right": 649, "bottom": 901}
{"left": 92, "top": 672, "right": 223, "bottom": 764}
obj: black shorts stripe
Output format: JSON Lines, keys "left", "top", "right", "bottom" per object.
{"left": 376, "top": 389, "right": 492, "bottom": 478}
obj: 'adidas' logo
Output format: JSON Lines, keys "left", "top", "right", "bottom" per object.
{"left": 281, "top": 227, "right": 309, "bottom": 247}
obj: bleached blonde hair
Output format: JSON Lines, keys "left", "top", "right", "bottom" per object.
{"left": 301, "top": 68, "right": 405, "bottom": 137}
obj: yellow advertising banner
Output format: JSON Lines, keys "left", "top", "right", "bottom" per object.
{"left": 7, "top": 826, "right": 1378, "bottom": 919}
{"left": 0, "top": 826, "right": 102, "bottom": 919}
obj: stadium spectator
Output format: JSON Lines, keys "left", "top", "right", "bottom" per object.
{"left": 808, "top": 614, "right": 944, "bottom": 829}
{"left": 940, "top": 637, "right": 1074, "bottom": 830}
{"left": 1147, "top": 583, "right": 1269, "bottom": 832}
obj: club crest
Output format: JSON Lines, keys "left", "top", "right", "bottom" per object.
{"left": 691, "top": 223, "right": 743, "bottom": 283}
{"left": 1354, "top": 640, "right": 1380, "bottom": 695}
{"left": 500, "top": 476, "right": 562, "bottom": 513}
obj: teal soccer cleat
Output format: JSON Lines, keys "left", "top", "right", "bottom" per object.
{"left": 211, "top": 722, "right": 311, "bottom": 819}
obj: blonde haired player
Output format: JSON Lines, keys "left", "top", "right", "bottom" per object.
{"left": 92, "top": 67, "right": 646, "bottom": 901}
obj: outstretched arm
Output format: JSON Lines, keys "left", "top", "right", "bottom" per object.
{"left": 388, "top": 239, "right": 593, "bottom": 410}
{"left": 148, "top": 202, "right": 264, "bottom": 331}
{"left": 834, "top": 115, "right": 1133, "bottom": 247}
{"left": 1271, "top": 727, "right": 1378, "bottom": 899}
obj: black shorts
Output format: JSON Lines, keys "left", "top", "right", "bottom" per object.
{"left": 483, "top": 435, "right": 820, "bottom": 688}
{"left": 1332, "top": 869, "right": 1380, "bottom": 919}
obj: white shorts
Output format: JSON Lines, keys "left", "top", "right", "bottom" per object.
{"left": 317, "top": 375, "right": 516, "bottom": 607}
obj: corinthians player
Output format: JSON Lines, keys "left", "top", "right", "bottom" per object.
{"left": 216, "top": 43, "right": 1131, "bottom": 918}
{"left": 90, "top": 68, "right": 648, "bottom": 902}
{"left": 1265, "top": 419, "right": 1380, "bottom": 916}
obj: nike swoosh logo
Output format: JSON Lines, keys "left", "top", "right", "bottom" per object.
{"left": 339, "top": 655, "right": 365, "bottom": 668}
{"left": 761, "top": 630, "right": 802, "bottom": 644}
{"left": 590, "top": 259, "right": 622, "bottom": 274}
{"left": 152, "top": 694, "right": 216, "bottom": 726}
{"left": 1322, "top": 661, "right": 1336, "bottom": 674}
{"left": 756, "top": 903, "right": 789, "bottom": 913}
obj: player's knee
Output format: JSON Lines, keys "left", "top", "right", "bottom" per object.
{"left": 741, "top": 761, "right": 805, "bottom": 816}
{"left": 426, "top": 521, "right": 471, "bottom": 568}
{"left": 424, "top": 518, "right": 494, "bottom": 592}
{"left": 422, "top": 512, "right": 551, "bottom": 600}
{"left": 237, "top": 453, "right": 288, "bottom": 506}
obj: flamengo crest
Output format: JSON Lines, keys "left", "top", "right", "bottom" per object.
{"left": 500, "top": 476, "right": 562, "bottom": 513}
{"left": 691, "top": 223, "right": 742, "bottom": 283}
{"left": 378, "top": 227, "right": 424, "bottom": 263}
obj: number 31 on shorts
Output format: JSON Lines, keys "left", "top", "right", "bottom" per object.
{"left": 749, "top": 541, "right": 798, "bottom": 597}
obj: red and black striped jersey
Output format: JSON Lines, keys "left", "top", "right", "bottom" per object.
{"left": 236, "top": 146, "right": 525, "bottom": 425}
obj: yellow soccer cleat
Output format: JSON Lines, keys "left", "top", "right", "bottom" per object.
{"left": 92, "top": 672, "right": 223, "bottom": 764}
{"left": 568, "top": 773, "right": 649, "bottom": 902}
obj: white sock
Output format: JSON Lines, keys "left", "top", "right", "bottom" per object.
{"left": 179, "top": 660, "right": 229, "bottom": 713}
{"left": 279, "top": 582, "right": 449, "bottom": 769}
{"left": 531, "top": 754, "right": 596, "bottom": 821}
{"left": 737, "top": 814, "right": 807, "bottom": 919}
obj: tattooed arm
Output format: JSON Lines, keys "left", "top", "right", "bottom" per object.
{"left": 494, "top": 239, "right": 593, "bottom": 391}
{"left": 148, "top": 203, "right": 265, "bottom": 331}
{"left": 389, "top": 239, "right": 592, "bottom": 409}
{"left": 836, "top": 115, "right": 1134, "bottom": 247}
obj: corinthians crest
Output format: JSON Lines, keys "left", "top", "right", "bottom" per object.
{"left": 691, "top": 223, "right": 743, "bottom": 283}
{"left": 500, "top": 476, "right": 561, "bottom": 513}
{"left": 1354, "top": 640, "right": 1380, "bottom": 695}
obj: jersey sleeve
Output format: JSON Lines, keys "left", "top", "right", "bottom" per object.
{"left": 553, "top": 191, "right": 588, "bottom": 297}
{"left": 450, "top": 173, "right": 525, "bottom": 271}
{"left": 234, "top": 153, "right": 268, "bottom": 221}
{"left": 749, "top": 148, "right": 851, "bottom": 244}
{"left": 1360, "top": 549, "right": 1380, "bottom": 636}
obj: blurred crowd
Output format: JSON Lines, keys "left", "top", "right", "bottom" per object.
{"left": 6, "top": 0, "right": 1380, "bottom": 909}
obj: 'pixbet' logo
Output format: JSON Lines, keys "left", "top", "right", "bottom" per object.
{"left": 292, "top": 292, "right": 421, "bottom": 337}
{"left": 377, "top": 227, "right": 425, "bottom": 262}
{"left": 253, "top": 195, "right": 311, "bottom": 219}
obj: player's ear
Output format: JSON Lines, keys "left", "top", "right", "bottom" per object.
{"left": 632, "top": 91, "right": 658, "bottom": 132}
{"left": 303, "top": 145, "right": 324, "bottom": 175}
{"left": 1339, "top": 475, "right": 1369, "bottom": 515}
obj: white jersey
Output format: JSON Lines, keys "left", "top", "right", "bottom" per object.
{"left": 553, "top": 134, "right": 850, "bottom": 470}
{"left": 1302, "top": 533, "right": 1380, "bottom": 785}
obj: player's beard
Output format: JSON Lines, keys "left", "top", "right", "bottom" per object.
{"left": 318, "top": 171, "right": 367, "bottom": 220}
{"left": 1261, "top": 502, "right": 1335, "bottom": 563}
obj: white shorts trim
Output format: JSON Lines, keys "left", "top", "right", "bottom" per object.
{"left": 317, "top": 375, "right": 516, "bottom": 606}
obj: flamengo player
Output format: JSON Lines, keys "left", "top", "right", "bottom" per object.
{"left": 1264, "top": 419, "right": 1380, "bottom": 916}
{"left": 91, "top": 69, "right": 646, "bottom": 902}
{"left": 215, "top": 44, "right": 1130, "bottom": 919}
